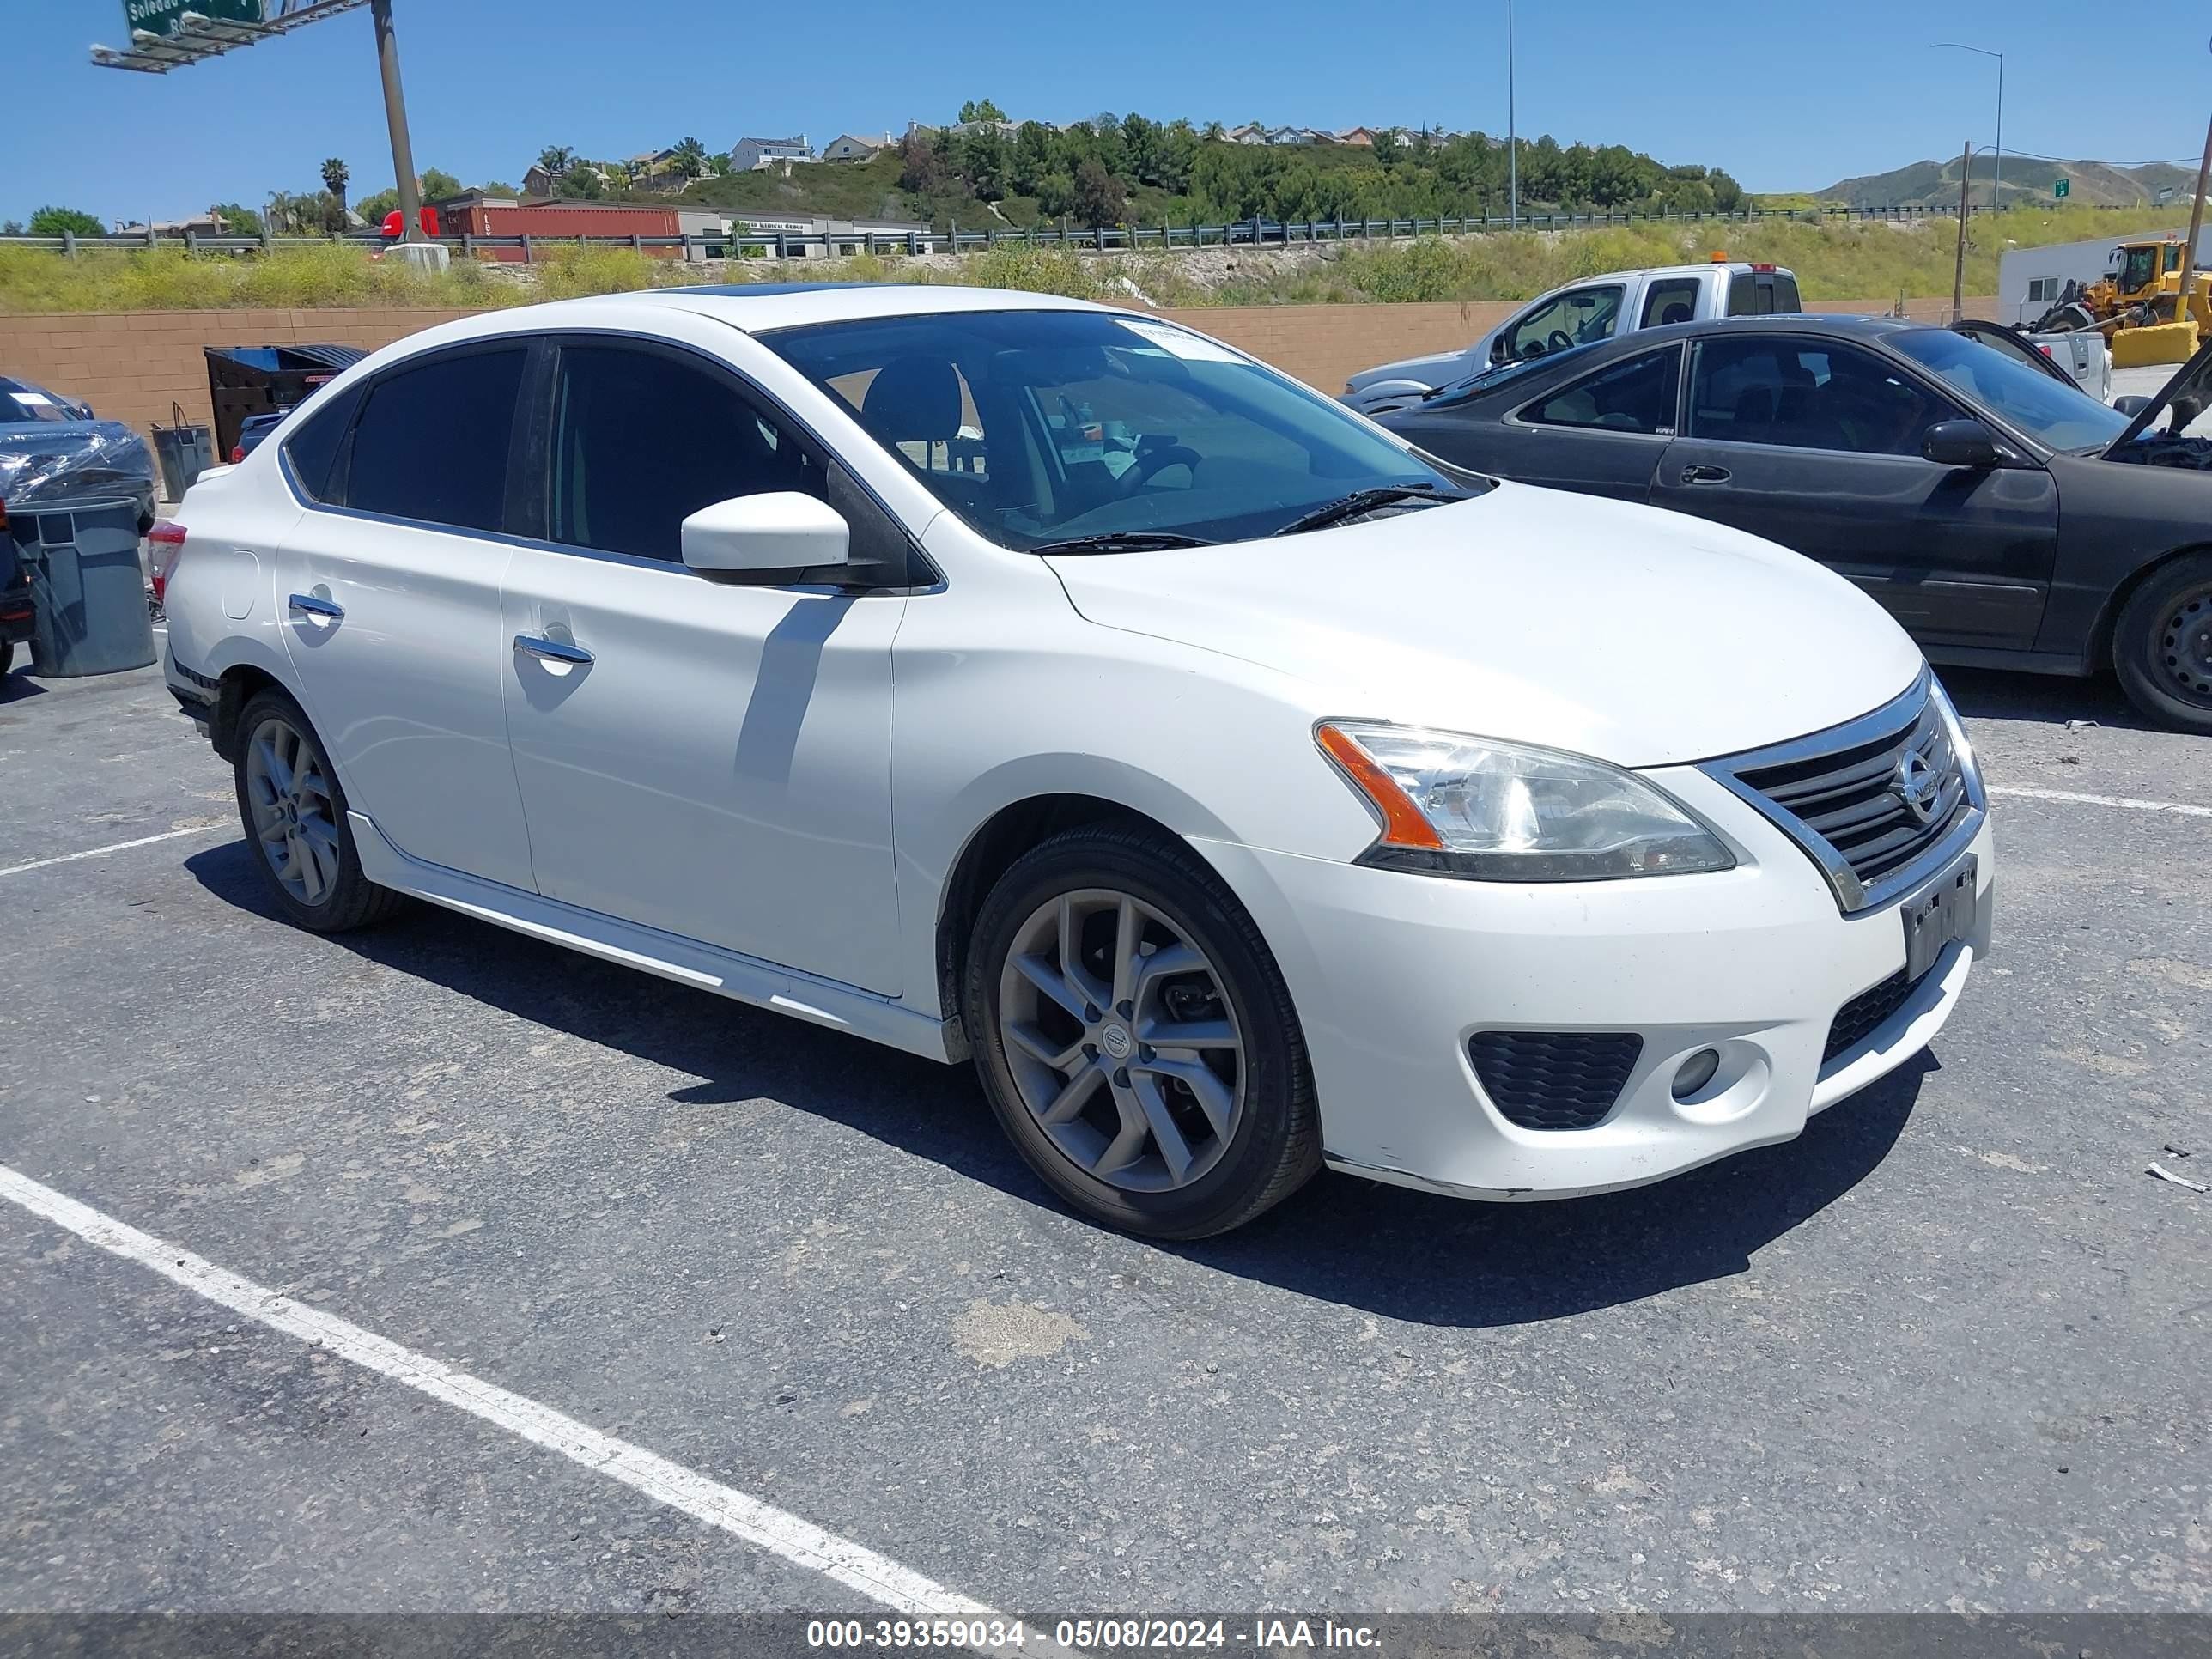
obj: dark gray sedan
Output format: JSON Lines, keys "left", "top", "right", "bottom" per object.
{"left": 1375, "top": 315, "right": 2212, "bottom": 732}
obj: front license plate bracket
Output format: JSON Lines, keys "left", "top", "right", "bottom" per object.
{"left": 1903, "top": 854, "right": 1977, "bottom": 981}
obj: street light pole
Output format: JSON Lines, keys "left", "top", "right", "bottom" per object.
{"left": 1506, "top": 0, "right": 1518, "bottom": 228}
{"left": 370, "top": 0, "right": 423, "bottom": 244}
{"left": 1932, "top": 43, "right": 2004, "bottom": 210}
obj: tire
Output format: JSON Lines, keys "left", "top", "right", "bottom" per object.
{"left": 2112, "top": 552, "right": 2212, "bottom": 735}
{"left": 232, "top": 688, "right": 404, "bottom": 933}
{"left": 963, "top": 822, "right": 1321, "bottom": 1239}
{"left": 0, "top": 639, "right": 13, "bottom": 678}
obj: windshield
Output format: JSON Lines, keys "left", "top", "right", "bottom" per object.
{"left": 1887, "top": 328, "right": 2132, "bottom": 452}
{"left": 1427, "top": 341, "right": 1601, "bottom": 407}
{"left": 0, "top": 381, "right": 82, "bottom": 424}
{"left": 760, "top": 309, "right": 1472, "bottom": 550}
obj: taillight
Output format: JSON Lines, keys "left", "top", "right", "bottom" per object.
{"left": 147, "top": 520, "right": 187, "bottom": 603}
{"left": 1751, "top": 263, "right": 1777, "bottom": 273}
{"left": 230, "top": 444, "right": 246, "bottom": 463}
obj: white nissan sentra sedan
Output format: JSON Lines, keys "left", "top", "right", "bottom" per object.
{"left": 159, "top": 283, "right": 1994, "bottom": 1238}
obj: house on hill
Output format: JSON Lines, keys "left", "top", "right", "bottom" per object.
{"left": 822, "top": 132, "right": 892, "bottom": 162}
{"left": 732, "top": 136, "right": 811, "bottom": 172}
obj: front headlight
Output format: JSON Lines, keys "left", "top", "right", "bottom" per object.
{"left": 1316, "top": 720, "right": 1736, "bottom": 881}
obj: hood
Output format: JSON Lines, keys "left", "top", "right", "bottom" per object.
{"left": 1044, "top": 483, "right": 1925, "bottom": 769}
{"left": 2106, "top": 335, "right": 2212, "bottom": 455}
{"left": 1345, "top": 347, "right": 1474, "bottom": 395}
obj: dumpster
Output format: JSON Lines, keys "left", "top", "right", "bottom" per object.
{"left": 14, "top": 498, "right": 155, "bottom": 677}
{"left": 204, "top": 343, "right": 367, "bottom": 459}
{"left": 152, "top": 403, "right": 215, "bottom": 501}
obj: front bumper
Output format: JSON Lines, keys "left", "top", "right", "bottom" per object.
{"left": 1193, "top": 764, "right": 1994, "bottom": 1201}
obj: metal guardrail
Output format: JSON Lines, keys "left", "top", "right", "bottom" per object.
{"left": 0, "top": 202, "right": 2078, "bottom": 263}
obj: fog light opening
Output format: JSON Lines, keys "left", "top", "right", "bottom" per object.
{"left": 1672, "top": 1048, "right": 1722, "bottom": 1101}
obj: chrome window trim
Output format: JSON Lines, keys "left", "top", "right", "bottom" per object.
{"left": 1698, "top": 666, "right": 1986, "bottom": 915}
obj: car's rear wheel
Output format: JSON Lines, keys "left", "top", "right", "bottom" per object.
{"left": 963, "top": 823, "right": 1321, "bottom": 1239}
{"left": 2113, "top": 552, "right": 2212, "bottom": 734}
{"left": 233, "top": 688, "right": 403, "bottom": 932}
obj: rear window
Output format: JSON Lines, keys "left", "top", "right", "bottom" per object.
{"left": 280, "top": 382, "right": 362, "bottom": 502}
{"left": 1726, "top": 270, "right": 1802, "bottom": 316}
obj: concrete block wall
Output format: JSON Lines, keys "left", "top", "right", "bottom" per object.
{"left": 3, "top": 295, "right": 1996, "bottom": 485}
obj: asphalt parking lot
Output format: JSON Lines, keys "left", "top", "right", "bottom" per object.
{"left": 1, "top": 652, "right": 2206, "bottom": 1621}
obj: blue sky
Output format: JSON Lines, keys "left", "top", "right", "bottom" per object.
{"left": 8, "top": 0, "right": 2206, "bottom": 224}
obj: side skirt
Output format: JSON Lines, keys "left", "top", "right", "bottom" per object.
{"left": 349, "top": 811, "right": 960, "bottom": 1064}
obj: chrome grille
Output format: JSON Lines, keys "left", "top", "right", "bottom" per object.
{"left": 1702, "top": 671, "right": 1984, "bottom": 915}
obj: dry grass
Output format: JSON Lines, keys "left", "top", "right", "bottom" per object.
{"left": 0, "top": 205, "right": 2169, "bottom": 313}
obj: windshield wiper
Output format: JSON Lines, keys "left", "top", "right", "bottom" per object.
{"left": 1029, "top": 531, "right": 1218, "bottom": 554}
{"left": 1269, "top": 484, "right": 1460, "bottom": 538}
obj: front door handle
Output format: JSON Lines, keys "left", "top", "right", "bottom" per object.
{"left": 1680, "top": 464, "right": 1732, "bottom": 485}
{"left": 288, "top": 592, "right": 344, "bottom": 620}
{"left": 514, "top": 634, "right": 594, "bottom": 666}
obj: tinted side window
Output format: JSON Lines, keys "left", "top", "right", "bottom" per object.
{"left": 1523, "top": 346, "right": 1680, "bottom": 434}
{"left": 549, "top": 344, "right": 824, "bottom": 563}
{"left": 1639, "top": 278, "right": 1702, "bottom": 328}
{"left": 1690, "top": 337, "right": 1950, "bottom": 455}
{"left": 281, "top": 380, "right": 362, "bottom": 503}
{"left": 345, "top": 349, "right": 525, "bottom": 532}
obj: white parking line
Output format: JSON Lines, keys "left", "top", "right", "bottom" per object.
{"left": 1989, "top": 785, "right": 2212, "bottom": 819}
{"left": 0, "top": 823, "right": 226, "bottom": 879}
{"left": 0, "top": 1163, "right": 1013, "bottom": 1629}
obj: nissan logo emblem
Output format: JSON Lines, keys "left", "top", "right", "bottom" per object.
{"left": 1893, "top": 751, "right": 1942, "bottom": 824}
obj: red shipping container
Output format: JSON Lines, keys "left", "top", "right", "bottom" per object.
{"left": 450, "top": 203, "right": 687, "bottom": 261}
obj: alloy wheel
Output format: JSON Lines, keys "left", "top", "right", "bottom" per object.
{"left": 244, "top": 715, "right": 342, "bottom": 906}
{"left": 995, "top": 888, "right": 1245, "bottom": 1193}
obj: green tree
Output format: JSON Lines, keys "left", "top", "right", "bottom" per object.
{"left": 669, "top": 137, "right": 711, "bottom": 180}
{"left": 418, "top": 167, "right": 462, "bottom": 201}
{"left": 210, "top": 200, "right": 264, "bottom": 235}
{"left": 555, "top": 168, "right": 605, "bottom": 198}
{"left": 355, "top": 187, "right": 399, "bottom": 223}
{"left": 1071, "top": 157, "right": 1126, "bottom": 228}
{"left": 319, "top": 156, "right": 349, "bottom": 213}
{"left": 1010, "top": 121, "right": 1057, "bottom": 197}
{"left": 27, "top": 205, "right": 103, "bottom": 237}
{"left": 957, "top": 97, "right": 1006, "bottom": 124}
{"left": 961, "top": 122, "right": 1009, "bottom": 200}
{"left": 536, "top": 144, "right": 574, "bottom": 179}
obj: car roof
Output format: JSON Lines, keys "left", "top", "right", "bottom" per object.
{"left": 550, "top": 282, "right": 1118, "bottom": 334}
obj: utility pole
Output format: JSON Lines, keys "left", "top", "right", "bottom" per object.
{"left": 371, "top": 0, "right": 423, "bottom": 245}
{"left": 1951, "top": 139, "right": 1972, "bottom": 323}
{"left": 1504, "top": 0, "right": 1522, "bottom": 228}
{"left": 2177, "top": 105, "right": 2212, "bottom": 326}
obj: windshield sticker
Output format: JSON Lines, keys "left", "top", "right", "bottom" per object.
{"left": 1118, "top": 320, "right": 1243, "bottom": 364}
{"left": 10, "top": 392, "right": 54, "bottom": 407}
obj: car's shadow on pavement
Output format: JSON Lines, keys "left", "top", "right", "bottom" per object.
{"left": 1940, "top": 665, "right": 2148, "bottom": 731}
{"left": 190, "top": 838, "right": 1930, "bottom": 1331}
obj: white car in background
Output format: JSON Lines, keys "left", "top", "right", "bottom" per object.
{"left": 158, "top": 284, "right": 1990, "bottom": 1238}
{"left": 1345, "top": 260, "right": 1803, "bottom": 414}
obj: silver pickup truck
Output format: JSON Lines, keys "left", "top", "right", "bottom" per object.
{"left": 1344, "top": 260, "right": 1802, "bottom": 414}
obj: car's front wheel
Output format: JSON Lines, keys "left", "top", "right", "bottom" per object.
{"left": 963, "top": 823, "right": 1321, "bottom": 1238}
{"left": 2113, "top": 551, "right": 2212, "bottom": 734}
{"left": 233, "top": 688, "right": 402, "bottom": 933}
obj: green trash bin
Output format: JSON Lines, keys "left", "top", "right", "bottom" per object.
{"left": 15, "top": 498, "right": 156, "bottom": 677}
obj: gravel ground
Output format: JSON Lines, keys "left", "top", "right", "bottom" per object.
{"left": 0, "top": 654, "right": 2205, "bottom": 1626}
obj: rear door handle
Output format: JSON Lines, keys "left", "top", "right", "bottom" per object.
{"left": 514, "top": 634, "right": 594, "bottom": 665}
{"left": 1680, "top": 464, "right": 1732, "bottom": 485}
{"left": 288, "top": 592, "right": 344, "bottom": 620}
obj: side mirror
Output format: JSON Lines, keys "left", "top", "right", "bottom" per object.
{"left": 2112, "top": 394, "right": 2153, "bottom": 417}
{"left": 1922, "top": 417, "right": 2006, "bottom": 470}
{"left": 680, "top": 491, "right": 849, "bottom": 578}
